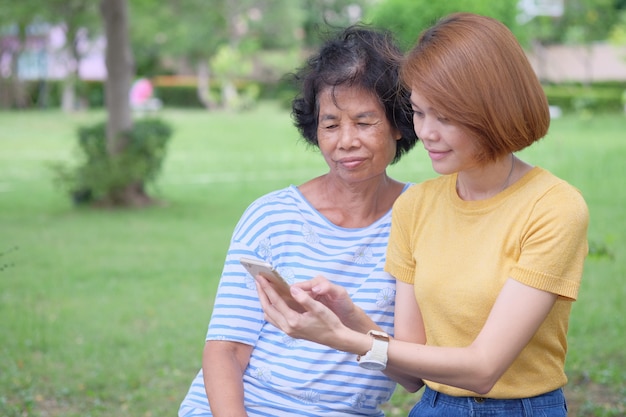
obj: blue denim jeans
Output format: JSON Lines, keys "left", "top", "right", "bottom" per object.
{"left": 408, "top": 386, "right": 568, "bottom": 417}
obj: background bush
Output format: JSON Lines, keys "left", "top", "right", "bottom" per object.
{"left": 50, "top": 117, "right": 173, "bottom": 205}
{"left": 543, "top": 82, "right": 626, "bottom": 113}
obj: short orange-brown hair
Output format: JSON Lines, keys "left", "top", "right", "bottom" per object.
{"left": 401, "top": 13, "right": 550, "bottom": 161}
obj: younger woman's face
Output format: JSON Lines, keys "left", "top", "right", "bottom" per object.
{"left": 410, "top": 90, "right": 481, "bottom": 175}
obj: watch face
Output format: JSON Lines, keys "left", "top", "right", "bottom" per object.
{"left": 368, "top": 330, "right": 389, "bottom": 340}
{"left": 359, "top": 360, "right": 386, "bottom": 371}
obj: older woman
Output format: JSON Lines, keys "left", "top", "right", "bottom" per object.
{"left": 178, "top": 25, "right": 418, "bottom": 417}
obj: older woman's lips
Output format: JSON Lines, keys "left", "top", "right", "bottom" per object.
{"left": 338, "top": 157, "right": 366, "bottom": 168}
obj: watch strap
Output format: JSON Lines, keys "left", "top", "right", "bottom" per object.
{"left": 357, "top": 330, "right": 389, "bottom": 370}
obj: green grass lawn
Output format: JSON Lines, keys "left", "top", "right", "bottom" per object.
{"left": 0, "top": 104, "right": 624, "bottom": 416}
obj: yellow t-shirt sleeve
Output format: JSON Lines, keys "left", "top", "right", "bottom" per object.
{"left": 510, "top": 182, "right": 589, "bottom": 300}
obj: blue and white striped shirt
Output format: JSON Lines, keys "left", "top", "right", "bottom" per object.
{"left": 179, "top": 185, "right": 404, "bottom": 416}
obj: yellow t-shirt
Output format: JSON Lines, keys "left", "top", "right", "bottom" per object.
{"left": 385, "top": 167, "right": 589, "bottom": 398}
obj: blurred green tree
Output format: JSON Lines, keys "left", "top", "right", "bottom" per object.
{"left": 129, "top": 0, "right": 304, "bottom": 109}
{"left": 366, "top": 0, "right": 522, "bottom": 50}
{"left": 0, "top": 0, "right": 45, "bottom": 107}
{"left": 527, "top": 0, "right": 621, "bottom": 45}
{"left": 43, "top": 0, "right": 99, "bottom": 112}
{"left": 0, "top": 0, "right": 99, "bottom": 110}
{"left": 300, "top": 0, "right": 375, "bottom": 46}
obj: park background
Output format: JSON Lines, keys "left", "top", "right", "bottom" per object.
{"left": 1, "top": 0, "right": 625, "bottom": 416}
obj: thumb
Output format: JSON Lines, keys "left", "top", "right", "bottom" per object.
{"left": 290, "top": 286, "right": 318, "bottom": 310}
{"left": 290, "top": 285, "right": 307, "bottom": 300}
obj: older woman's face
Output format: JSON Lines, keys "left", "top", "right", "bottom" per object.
{"left": 317, "top": 86, "right": 401, "bottom": 184}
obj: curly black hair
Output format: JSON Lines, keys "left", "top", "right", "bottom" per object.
{"left": 290, "top": 25, "right": 418, "bottom": 164}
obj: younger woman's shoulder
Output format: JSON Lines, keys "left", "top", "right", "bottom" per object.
{"left": 525, "top": 167, "right": 589, "bottom": 220}
{"left": 392, "top": 176, "right": 450, "bottom": 217}
{"left": 528, "top": 168, "right": 586, "bottom": 201}
{"left": 398, "top": 175, "right": 449, "bottom": 199}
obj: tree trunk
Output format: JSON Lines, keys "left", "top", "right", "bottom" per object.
{"left": 61, "top": 75, "right": 77, "bottom": 112}
{"left": 61, "top": 25, "right": 82, "bottom": 112}
{"left": 99, "top": 0, "right": 152, "bottom": 207}
{"left": 197, "top": 61, "right": 217, "bottom": 110}
{"left": 100, "top": 0, "right": 133, "bottom": 155}
{"left": 8, "top": 23, "right": 28, "bottom": 108}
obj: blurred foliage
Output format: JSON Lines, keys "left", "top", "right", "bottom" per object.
{"left": 525, "top": 0, "right": 623, "bottom": 45}
{"left": 50, "top": 118, "right": 173, "bottom": 205}
{"left": 543, "top": 82, "right": 626, "bottom": 113}
{"left": 2, "top": 0, "right": 626, "bottom": 111}
{"left": 609, "top": 10, "right": 626, "bottom": 46}
{"left": 366, "top": 0, "right": 522, "bottom": 50}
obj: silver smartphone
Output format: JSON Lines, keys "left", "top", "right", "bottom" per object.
{"left": 240, "top": 257, "right": 290, "bottom": 289}
{"left": 239, "top": 257, "right": 300, "bottom": 309}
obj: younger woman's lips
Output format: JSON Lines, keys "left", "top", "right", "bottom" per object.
{"left": 428, "top": 150, "right": 449, "bottom": 161}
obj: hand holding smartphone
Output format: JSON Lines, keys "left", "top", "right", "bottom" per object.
{"left": 240, "top": 257, "right": 301, "bottom": 311}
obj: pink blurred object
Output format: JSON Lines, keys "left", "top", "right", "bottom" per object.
{"left": 129, "top": 78, "right": 154, "bottom": 106}
{"left": 129, "top": 78, "right": 162, "bottom": 113}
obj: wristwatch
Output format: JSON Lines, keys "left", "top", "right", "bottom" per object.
{"left": 357, "top": 330, "right": 389, "bottom": 370}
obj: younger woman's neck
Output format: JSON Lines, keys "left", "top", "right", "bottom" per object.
{"left": 456, "top": 154, "right": 516, "bottom": 201}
